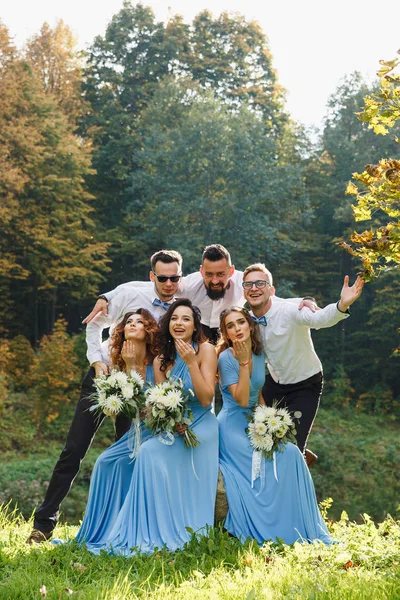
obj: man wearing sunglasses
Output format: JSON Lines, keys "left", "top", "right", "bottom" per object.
{"left": 27, "top": 249, "right": 182, "bottom": 544}
{"left": 242, "top": 262, "right": 364, "bottom": 461}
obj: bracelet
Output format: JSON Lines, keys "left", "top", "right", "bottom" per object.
{"left": 98, "top": 294, "right": 109, "bottom": 303}
{"left": 302, "top": 296, "right": 316, "bottom": 302}
{"left": 239, "top": 361, "right": 249, "bottom": 367}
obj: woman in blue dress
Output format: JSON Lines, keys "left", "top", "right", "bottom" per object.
{"left": 76, "top": 309, "right": 158, "bottom": 551}
{"left": 80, "top": 299, "right": 218, "bottom": 556}
{"left": 217, "top": 306, "right": 331, "bottom": 545}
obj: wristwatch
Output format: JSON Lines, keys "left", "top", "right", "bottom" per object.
{"left": 98, "top": 295, "right": 109, "bottom": 302}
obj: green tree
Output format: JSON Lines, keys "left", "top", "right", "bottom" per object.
{"left": 0, "top": 22, "right": 109, "bottom": 341}
{"left": 81, "top": 2, "right": 288, "bottom": 283}
{"left": 29, "top": 319, "right": 80, "bottom": 424}
{"left": 123, "top": 79, "right": 309, "bottom": 273}
{"left": 24, "top": 20, "right": 85, "bottom": 123}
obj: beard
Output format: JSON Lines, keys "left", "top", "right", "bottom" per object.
{"left": 205, "top": 282, "right": 229, "bottom": 300}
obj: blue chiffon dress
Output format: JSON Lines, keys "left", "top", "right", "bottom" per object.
{"left": 76, "top": 365, "right": 155, "bottom": 550}
{"left": 78, "top": 353, "right": 219, "bottom": 556}
{"left": 217, "top": 348, "right": 331, "bottom": 545}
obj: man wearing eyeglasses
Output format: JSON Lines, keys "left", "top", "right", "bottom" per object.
{"left": 27, "top": 249, "right": 182, "bottom": 544}
{"left": 242, "top": 262, "right": 364, "bottom": 459}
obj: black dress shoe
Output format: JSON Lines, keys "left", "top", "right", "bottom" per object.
{"left": 26, "top": 529, "right": 53, "bottom": 544}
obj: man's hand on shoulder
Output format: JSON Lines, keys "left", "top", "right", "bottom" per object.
{"left": 92, "top": 361, "right": 109, "bottom": 378}
{"left": 298, "top": 298, "right": 320, "bottom": 313}
{"left": 82, "top": 298, "right": 108, "bottom": 324}
{"left": 338, "top": 275, "right": 364, "bottom": 312}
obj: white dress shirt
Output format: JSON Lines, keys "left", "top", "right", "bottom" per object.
{"left": 102, "top": 270, "right": 301, "bottom": 329}
{"left": 86, "top": 283, "right": 173, "bottom": 365}
{"left": 251, "top": 298, "right": 349, "bottom": 385}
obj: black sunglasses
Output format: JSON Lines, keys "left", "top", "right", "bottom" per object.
{"left": 152, "top": 271, "right": 182, "bottom": 283}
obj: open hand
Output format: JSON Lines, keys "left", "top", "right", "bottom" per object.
{"left": 175, "top": 339, "right": 196, "bottom": 366}
{"left": 121, "top": 340, "right": 136, "bottom": 371}
{"left": 232, "top": 340, "right": 251, "bottom": 365}
{"left": 298, "top": 299, "right": 320, "bottom": 312}
{"left": 82, "top": 298, "right": 108, "bottom": 324}
{"left": 338, "top": 275, "right": 365, "bottom": 312}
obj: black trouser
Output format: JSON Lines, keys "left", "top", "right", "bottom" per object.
{"left": 33, "top": 367, "right": 131, "bottom": 533}
{"left": 261, "top": 372, "right": 323, "bottom": 454}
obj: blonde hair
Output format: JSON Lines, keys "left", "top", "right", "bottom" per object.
{"left": 243, "top": 263, "right": 273, "bottom": 286}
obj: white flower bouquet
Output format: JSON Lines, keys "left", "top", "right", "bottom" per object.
{"left": 247, "top": 403, "right": 301, "bottom": 461}
{"left": 90, "top": 369, "right": 146, "bottom": 421}
{"left": 144, "top": 375, "right": 199, "bottom": 448}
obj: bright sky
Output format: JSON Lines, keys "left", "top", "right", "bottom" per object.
{"left": 2, "top": 0, "right": 400, "bottom": 128}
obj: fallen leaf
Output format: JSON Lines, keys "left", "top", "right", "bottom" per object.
{"left": 72, "top": 562, "right": 88, "bottom": 573}
{"left": 343, "top": 560, "right": 358, "bottom": 570}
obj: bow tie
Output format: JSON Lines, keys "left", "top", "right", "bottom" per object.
{"left": 251, "top": 315, "right": 267, "bottom": 326}
{"left": 152, "top": 298, "right": 172, "bottom": 311}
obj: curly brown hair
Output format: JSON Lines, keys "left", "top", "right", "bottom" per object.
{"left": 216, "top": 306, "right": 262, "bottom": 357}
{"left": 109, "top": 309, "right": 159, "bottom": 371}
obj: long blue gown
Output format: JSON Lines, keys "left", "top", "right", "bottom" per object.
{"left": 218, "top": 348, "right": 331, "bottom": 545}
{"left": 76, "top": 365, "right": 155, "bottom": 551}
{"left": 78, "top": 354, "right": 219, "bottom": 555}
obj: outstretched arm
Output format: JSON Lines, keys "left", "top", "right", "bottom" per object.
{"left": 290, "top": 275, "right": 364, "bottom": 329}
{"left": 82, "top": 281, "right": 153, "bottom": 324}
{"left": 337, "top": 275, "right": 364, "bottom": 312}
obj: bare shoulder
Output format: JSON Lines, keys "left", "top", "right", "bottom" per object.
{"left": 198, "top": 342, "right": 217, "bottom": 364}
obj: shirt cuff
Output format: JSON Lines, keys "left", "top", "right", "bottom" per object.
{"left": 336, "top": 301, "right": 350, "bottom": 315}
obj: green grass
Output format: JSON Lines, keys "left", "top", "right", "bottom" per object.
{"left": 1, "top": 506, "right": 400, "bottom": 599}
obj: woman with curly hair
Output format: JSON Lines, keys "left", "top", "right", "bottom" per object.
{"left": 217, "top": 306, "right": 331, "bottom": 546}
{"left": 93, "top": 298, "right": 219, "bottom": 556}
{"left": 75, "top": 309, "right": 158, "bottom": 551}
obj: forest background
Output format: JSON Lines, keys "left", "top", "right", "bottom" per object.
{"left": 0, "top": 2, "right": 399, "bottom": 525}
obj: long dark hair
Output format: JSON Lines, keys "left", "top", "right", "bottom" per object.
{"left": 156, "top": 299, "right": 206, "bottom": 372}
{"left": 109, "top": 309, "right": 159, "bottom": 370}
{"left": 216, "top": 306, "right": 262, "bottom": 357}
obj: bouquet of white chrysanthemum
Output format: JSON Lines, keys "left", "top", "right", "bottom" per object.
{"left": 144, "top": 375, "right": 199, "bottom": 448}
{"left": 90, "top": 369, "right": 146, "bottom": 421}
{"left": 247, "top": 403, "right": 301, "bottom": 461}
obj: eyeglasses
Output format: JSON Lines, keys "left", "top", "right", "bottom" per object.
{"left": 242, "top": 280, "right": 270, "bottom": 290}
{"left": 152, "top": 272, "right": 182, "bottom": 283}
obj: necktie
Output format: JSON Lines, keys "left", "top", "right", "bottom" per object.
{"left": 152, "top": 298, "right": 171, "bottom": 311}
{"left": 251, "top": 315, "right": 267, "bottom": 326}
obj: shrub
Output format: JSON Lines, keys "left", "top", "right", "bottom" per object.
{"left": 29, "top": 319, "right": 81, "bottom": 426}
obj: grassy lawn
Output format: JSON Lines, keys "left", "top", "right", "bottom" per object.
{"left": 1, "top": 506, "right": 400, "bottom": 599}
